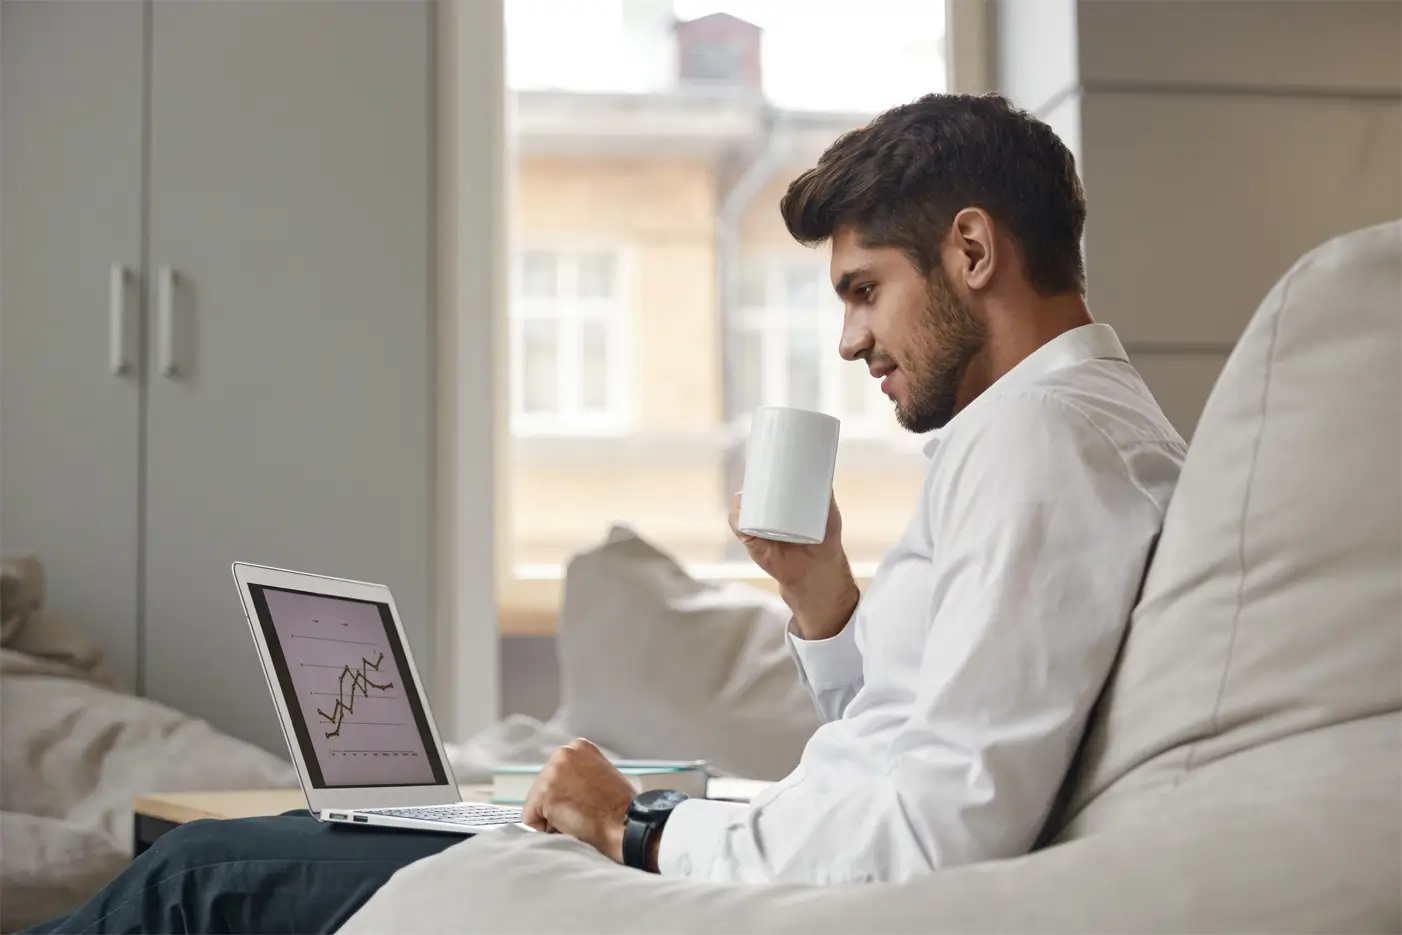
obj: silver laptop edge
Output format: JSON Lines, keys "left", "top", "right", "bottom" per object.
{"left": 232, "top": 562, "right": 523, "bottom": 834}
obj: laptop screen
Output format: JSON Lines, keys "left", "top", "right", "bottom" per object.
{"left": 248, "top": 584, "right": 450, "bottom": 789}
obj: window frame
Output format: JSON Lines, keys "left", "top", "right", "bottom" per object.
{"left": 508, "top": 243, "right": 635, "bottom": 437}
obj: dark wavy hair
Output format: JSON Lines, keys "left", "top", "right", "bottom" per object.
{"left": 780, "top": 93, "right": 1087, "bottom": 297}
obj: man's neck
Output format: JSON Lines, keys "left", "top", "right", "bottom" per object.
{"left": 957, "top": 292, "right": 1095, "bottom": 412}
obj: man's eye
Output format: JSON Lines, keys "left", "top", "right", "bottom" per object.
{"left": 858, "top": 285, "right": 876, "bottom": 302}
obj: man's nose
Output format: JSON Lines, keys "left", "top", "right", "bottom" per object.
{"left": 838, "top": 314, "right": 873, "bottom": 362}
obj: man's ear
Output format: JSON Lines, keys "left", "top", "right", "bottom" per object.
{"left": 949, "top": 208, "right": 996, "bottom": 291}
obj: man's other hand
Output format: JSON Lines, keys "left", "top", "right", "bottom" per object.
{"left": 729, "top": 491, "right": 859, "bottom": 641}
{"left": 521, "top": 738, "right": 635, "bottom": 864}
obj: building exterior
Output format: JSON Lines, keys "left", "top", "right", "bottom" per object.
{"left": 507, "top": 11, "right": 935, "bottom": 573}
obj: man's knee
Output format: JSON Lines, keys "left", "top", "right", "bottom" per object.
{"left": 144, "top": 818, "right": 246, "bottom": 873}
{"left": 144, "top": 813, "right": 310, "bottom": 872}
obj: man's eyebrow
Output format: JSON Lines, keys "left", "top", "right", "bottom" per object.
{"left": 834, "top": 265, "right": 874, "bottom": 296}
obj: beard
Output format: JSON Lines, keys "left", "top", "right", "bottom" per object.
{"left": 893, "top": 270, "right": 987, "bottom": 434}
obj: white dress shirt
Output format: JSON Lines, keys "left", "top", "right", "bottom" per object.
{"left": 657, "top": 323, "right": 1186, "bottom": 885}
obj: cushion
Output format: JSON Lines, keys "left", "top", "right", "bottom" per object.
{"left": 0, "top": 658, "right": 298, "bottom": 931}
{"left": 343, "top": 712, "right": 1399, "bottom": 934}
{"left": 1062, "top": 220, "right": 1402, "bottom": 829}
{"left": 0, "top": 654, "right": 295, "bottom": 829}
{"left": 552, "top": 526, "right": 820, "bottom": 780}
{"left": 342, "top": 225, "right": 1402, "bottom": 935}
{"left": 0, "top": 812, "right": 131, "bottom": 933}
{"left": 0, "top": 555, "right": 298, "bottom": 931}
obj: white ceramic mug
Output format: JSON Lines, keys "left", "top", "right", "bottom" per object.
{"left": 737, "top": 406, "right": 841, "bottom": 544}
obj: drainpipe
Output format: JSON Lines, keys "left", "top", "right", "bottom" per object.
{"left": 715, "top": 109, "right": 794, "bottom": 546}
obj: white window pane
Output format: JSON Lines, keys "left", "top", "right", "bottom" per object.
{"left": 521, "top": 251, "right": 557, "bottom": 299}
{"left": 580, "top": 319, "right": 610, "bottom": 412}
{"left": 578, "top": 252, "right": 616, "bottom": 299}
{"left": 521, "top": 319, "right": 558, "bottom": 413}
{"left": 729, "top": 326, "right": 764, "bottom": 416}
{"left": 784, "top": 265, "right": 820, "bottom": 308}
{"left": 785, "top": 325, "right": 822, "bottom": 411}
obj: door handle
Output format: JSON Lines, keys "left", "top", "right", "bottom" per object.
{"left": 109, "top": 264, "right": 132, "bottom": 376}
{"left": 157, "top": 266, "right": 181, "bottom": 378}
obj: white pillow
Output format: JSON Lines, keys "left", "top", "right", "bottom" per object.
{"left": 0, "top": 653, "right": 297, "bottom": 929}
{"left": 0, "top": 653, "right": 295, "bottom": 844}
{"left": 0, "top": 811, "right": 130, "bottom": 933}
{"left": 1066, "top": 220, "right": 1402, "bottom": 824}
{"left": 552, "top": 527, "right": 820, "bottom": 780}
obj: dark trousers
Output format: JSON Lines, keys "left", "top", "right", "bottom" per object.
{"left": 22, "top": 812, "right": 462, "bottom": 934}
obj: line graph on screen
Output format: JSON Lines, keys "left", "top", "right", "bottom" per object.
{"left": 313, "top": 651, "right": 396, "bottom": 740}
{"left": 268, "top": 591, "right": 434, "bottom": 782}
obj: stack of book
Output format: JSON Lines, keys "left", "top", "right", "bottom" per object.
{"left": 489, "top": 759, "right": 771, "bottom": 805}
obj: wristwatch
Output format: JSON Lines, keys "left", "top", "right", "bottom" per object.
{"left": 622, "top": 789, "right": 689, "bottom": 872}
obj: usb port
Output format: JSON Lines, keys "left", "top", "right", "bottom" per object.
{"left": 329, "top": 813, "right": 347, "bottom": 820}
{"left": 353, "top": 815, "right": 369, "bottom": 823}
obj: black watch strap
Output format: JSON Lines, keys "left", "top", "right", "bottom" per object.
{"left": 622, "top": 814, "right": 655, "bottom": 871}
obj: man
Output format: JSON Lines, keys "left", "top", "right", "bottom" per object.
{"left": 517, "top": 92, "right": 1184, "bottom": 883}
{"left": 25, "top": 92, "right": 1184, "bottom": 932}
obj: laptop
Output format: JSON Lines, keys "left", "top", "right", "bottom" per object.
{"left": 232, "top": 562, "right": 525, "bottom": 834}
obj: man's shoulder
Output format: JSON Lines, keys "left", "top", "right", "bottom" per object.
{"left": 935, "top": 387, "right": 1113, "bottom": 471}
{"left": 1004, "top": 359, "right": 1186, "bottom": 456}
{"left": 933, "top": 362, "right": 1187, "bottom": 514}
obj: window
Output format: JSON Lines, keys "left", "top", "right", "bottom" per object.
{"left": 503, "top": 0, "right": 950, "bottom": 597}
{"left": 510, "top": 249, "right": 628, "bottom": 435}
{"left": 731, "top": 260, "right": 892, "bottom": 434}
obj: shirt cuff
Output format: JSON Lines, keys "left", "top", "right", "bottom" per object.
{"left": 786, "top": 612, "right": 863, "bottom": 691}
{"left": 656, "top": 798, "right": 747, "bottom": 879}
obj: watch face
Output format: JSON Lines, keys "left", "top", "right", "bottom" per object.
{"left": 631, "top": 788, "right": 689, "bottom": 817}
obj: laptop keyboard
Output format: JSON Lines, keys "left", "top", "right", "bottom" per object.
{"left": 360, "top": 804, "right": 524, "bottom": 827}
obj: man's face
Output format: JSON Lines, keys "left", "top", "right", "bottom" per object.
{"left": 830, "top": 227, "right": 986, "bottom": 433}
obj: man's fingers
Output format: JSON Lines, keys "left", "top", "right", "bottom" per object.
{"left": 521, "top": 760, "right": 554, "bottom": 832}
{"left": 564, "top": 736, "right": 600, "bottom": 758}
{"left": 521, "top": 795, "right": 548, "bottom": 832}
{"left": 729, "top": 492, "right": 762, "bottom": 545}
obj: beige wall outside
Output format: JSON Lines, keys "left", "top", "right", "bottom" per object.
{"left": 634, "top": 239, "right": 719, "bottom": 430}
{"left": 510, "top": 459, "right": 726, "bottom": 565}
{"left": 834, "top": 458, "right": 928, "bottom": 562}
{"left": 515, "top": 157, "right": 716, "bottom": 239}
{"left": 739, "top": 170, "right": 806, "bottom": 246}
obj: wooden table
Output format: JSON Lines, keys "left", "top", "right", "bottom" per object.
{"left": 132, "top": 785, "right": 494, "bottom": 855}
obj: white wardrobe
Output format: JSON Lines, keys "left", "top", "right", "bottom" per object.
{"left": 2, "top": 0, "right": 435, "bottom": 752}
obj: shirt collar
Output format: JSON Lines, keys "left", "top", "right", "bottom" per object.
{"left": 920, "top": 323, "right": 1128, "bottom": 457}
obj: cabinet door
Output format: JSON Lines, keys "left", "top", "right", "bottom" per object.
{"left": 143, "top": 1, "right": 433, "bottom": 750}
{"left": 1, "top": 1, "right": 146, "bottom": 688}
